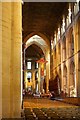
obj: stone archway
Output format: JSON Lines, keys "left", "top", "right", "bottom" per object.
{"left": 23, "top": 34, "right": 50, "bottom": 93}
{"left": 24, "top": 32, "right": 50, "bottom": 48}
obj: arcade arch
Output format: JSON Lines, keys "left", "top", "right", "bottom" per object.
{"left": 24, "top": 34, "right": 50, "bottom": 93}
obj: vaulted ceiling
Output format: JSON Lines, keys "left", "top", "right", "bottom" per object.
{"left": 22, "top": 2, "right": 69, "bottom": 41}
{"left": 22, "top": 2, "right": 69, "bottom": 60}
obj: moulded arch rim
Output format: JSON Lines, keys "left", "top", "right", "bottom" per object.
{"left": 67, "top": 27, "right": 73, "bottom": 42}
{"left": 25, "top": 41, "right": 46, "bottom": 56}
{"left": 24, "top": 32, "right": 50, "bottom": 49}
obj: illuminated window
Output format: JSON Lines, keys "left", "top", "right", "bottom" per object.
{"left": 51, "top": 39, "right": 53, "bottom": 50}
{"left": 35, "top": 71, "right": 38, "bottom": 80}
{"left": 58, "top": 27, "right": 60, "bottom": 40}
{"left": 54, "top": 33, "right": 56, "bottom": 46}
{"left": 62, "top": 17, "right": 65, "bottom": 33}
{"left": 35, "top": 62, "right": 38, "bottom": 69}
{"left": 27, "top": 72, "right": 32, "bottom": 79}
{"left": 27, "top": 62, "right": 31, "bottom": 69}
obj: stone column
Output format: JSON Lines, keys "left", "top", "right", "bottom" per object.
{"left": 2, "top": 2, "right": 12, "bottom": 118}
{"left": 67, "top": 60, "right": 70, "bottom": 97}
{"left": 61, "top": 40, "right": 63, "bottom": 63}
{"left": 77, "top": 68, "right": 80, "bottom": 97}
{"left": 2, "top": 2, "right": 22, "bottom": 118}
{"left": 0, "top": 2, "right": 2, "bottom": 119}
{"left": 61, "top": 63, "right": 64, "bottom": 91}
{"left": 32, "top": 71, "right": 35, "bottom": 91}
{"left": 63, "top": 49, "right": 66, "bottom": 61}
{"left": 38, "top": 67, "right": 41, "bottom": 93}
{"left": 24, "top": 71, "right": 27, "bottom": 89}
{"left": 46, "top": 50, "right": 50, "bottom": 93}
{"left": 66, "top": 34, "right": 70, "bottom": 96}
{"left": 77, "top": 21, "right": 80, "bottom": 96}
{"left": 10, "top": 2, "right": 22, "bottom": 117}
{"left": 74, "top": 18, "right": 80, "bottom": 97}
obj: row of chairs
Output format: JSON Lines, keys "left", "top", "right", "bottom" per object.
{"left": 24, "top": 107, "right": 80, "bottom": 120}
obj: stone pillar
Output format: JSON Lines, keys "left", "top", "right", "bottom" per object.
{"left": 66, "top": 60, "right": 70, "bottom": 97}
{"left": 61, "top": 63, "right": 64, "bottom": 91}
{"left": 24, "top": 71, "right": 27, "bottom": 89}
{"left": 77, "top": 68, "right": 80, "bottom": 97}
{"left": 10, "top": 2, "right": 22, "bottom": 117}
{"left": 63, "top": 49, "right": 66, "bottom": 61}
{"left": 32, "top": 71, "right": 35, "bottom": 90}
{"left": 46, "top": 50, "right": 50, "bottom": 93}
{"left": 2, "top": 1, "right": 22, "bottom": 118}
{"left": 61, "top": 41, "right": 63, "bottom": 63}
{"left": 77, "top": 17, "right": 80, "bottom": 97}
{"left": 0, "top": 2, "right": 2, "bottom": 119}
{"left": 38, "top": 67, "right": 40, "bottom": 93}
{"left": 2, "top": 2, "right": 12, "bottom": 118}
{"left": 74, "top": 17, "right": 80, "bottom": 97}
{"left": 66, "top": 34, "right": 70, "bottom": 96}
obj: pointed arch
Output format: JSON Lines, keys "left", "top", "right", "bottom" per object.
{"left": 25, "top": 35, "right": 49, "bottom": 57}
{"left": 24, "top": 32, "right": 50, "bottom": 49}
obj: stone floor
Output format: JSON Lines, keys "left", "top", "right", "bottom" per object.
{"left": 23, "top": 97, "right": 80, "bottom": 120}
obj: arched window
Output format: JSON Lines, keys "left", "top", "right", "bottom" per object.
{"left": 27, "top": 61, "right": 31, "bottom": 69}
{"left": 27, "top": 72, "right": 32, "bottom": 82}
{"left": 62, "top": 36, "right": 66, "bottom": 61}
